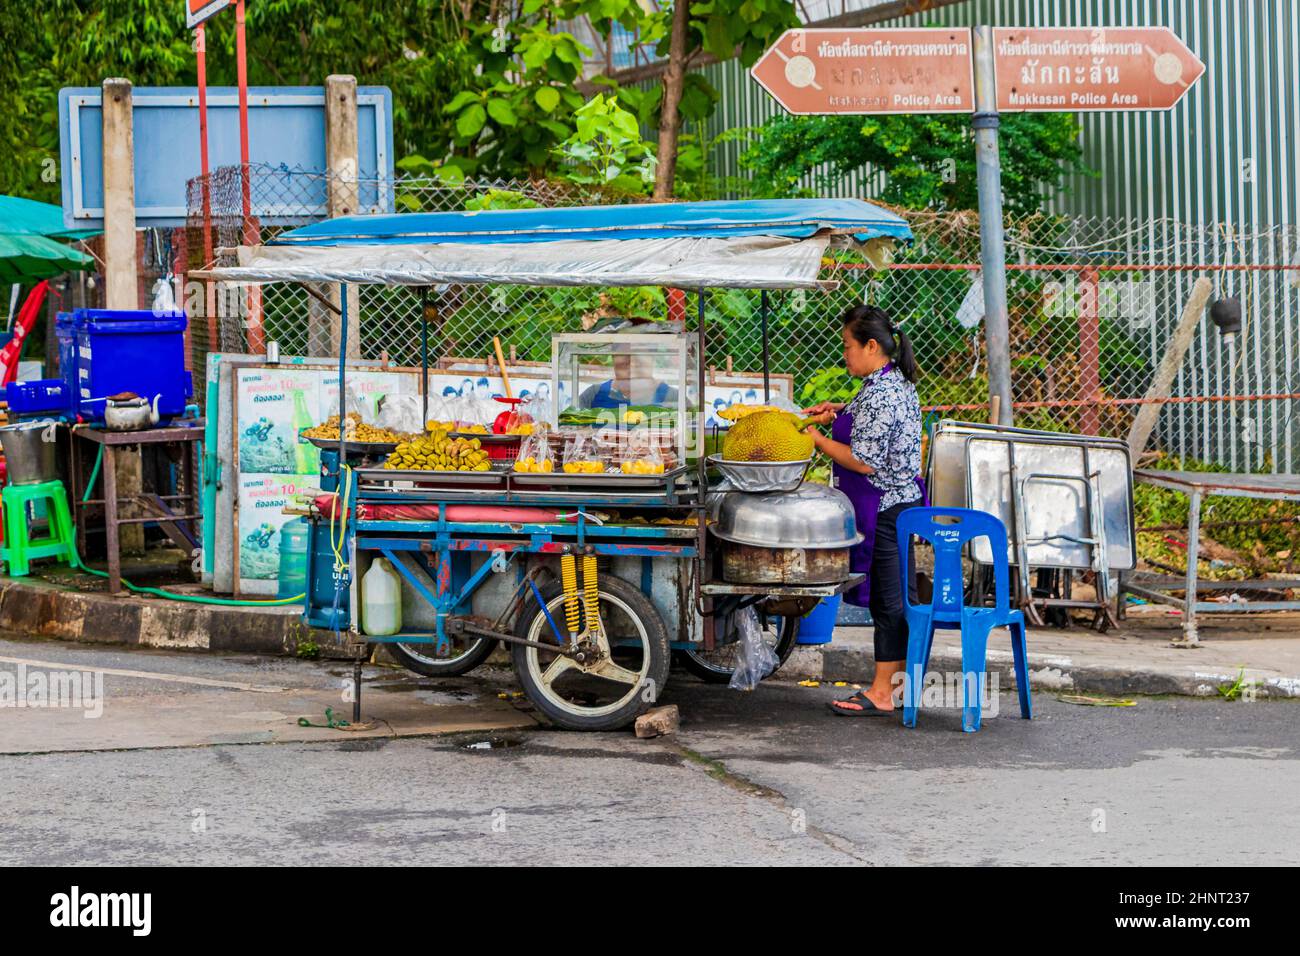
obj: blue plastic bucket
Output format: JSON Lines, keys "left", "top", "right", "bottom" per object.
{"left": 796, "top": 594, "right": 841, "bottom": 645}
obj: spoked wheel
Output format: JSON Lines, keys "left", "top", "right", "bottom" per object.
{"left": 676, "top": 613, "right": 801, "bottom": 684}
{"left": 388, "top": 632, "right": 498, "bottom": 678}
{"left": 511, "top": 576, "right": 670, "bottom": 731}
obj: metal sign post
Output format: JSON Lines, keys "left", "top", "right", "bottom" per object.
{"left": 972, "top": 26, "right": 1013, "bottom": 425}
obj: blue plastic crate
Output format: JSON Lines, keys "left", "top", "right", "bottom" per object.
{"left": 5, "top": 379, "right": 70, "bottom": 415}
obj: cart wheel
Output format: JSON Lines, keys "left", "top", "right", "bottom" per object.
{"left": 389, "top": 633, "right": 498, "bottom": 678}
{"left": 676, "top": 615, "right": 800, "bottom": 684}
{"left": 511, "top": 576, "right": 670, "bottom": 731}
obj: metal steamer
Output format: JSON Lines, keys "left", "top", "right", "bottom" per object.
{"left": 709, "top": 479, "right": 862, "bottom": 587}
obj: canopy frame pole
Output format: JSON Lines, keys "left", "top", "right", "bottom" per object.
{"left": 760, "top": 290, "right": 771, "bottom": 400}
{"left": 336, "top": 282, "right": 348, "bottom": 468}
{"left": 696, "top": 287, "right": 708, "bottom": 494}
{"left": 694, "top": 286, "right": 712, "bottom": 649}
{"left": 420, "top": 286, "right": 430, "bottom": 428}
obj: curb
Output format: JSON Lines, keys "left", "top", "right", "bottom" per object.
{"left": 779, "top": 641, "right": 1299, "bottom": 700}
{"left": 0, "top": 578, "right": 350, "bottom": 658}
{"left": 2, "top": 577, "right": 1295, "bottom": 698}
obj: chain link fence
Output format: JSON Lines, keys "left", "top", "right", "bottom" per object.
{"left": 182, "top": 164, "right": 1300, "bottom": 473}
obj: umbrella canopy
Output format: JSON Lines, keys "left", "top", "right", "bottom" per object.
{"left": 0, "top": 231, "right": 94, "bottom": 284}
{"left": 0, "top": 195, "right": 100, "bottom": 241}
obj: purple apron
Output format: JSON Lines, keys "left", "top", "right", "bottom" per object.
{"left": 831, "top": 367, "right": 927, "bottom": 607}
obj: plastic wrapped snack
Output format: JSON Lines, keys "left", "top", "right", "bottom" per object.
{"left": 513, "top": 425, "right": 555, "bottom": 473}
{"left": 444, "top": 393, "right": 490, "bottom": 434}
{"left": 619, "top": 430, "right": 665, "bottom": 475}
{"left": 562, "top": 431, "right": 606, "bottom": 474}
{"left": 374, "top": 394, "right": 424, "bottom": 436}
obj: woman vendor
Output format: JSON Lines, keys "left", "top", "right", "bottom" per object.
{"left": 804, "top": 304, "right": 926, "bottom": 717}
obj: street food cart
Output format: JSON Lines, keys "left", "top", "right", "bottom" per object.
{"left": 203, "top": 199, "right": 913, "bottom": 730}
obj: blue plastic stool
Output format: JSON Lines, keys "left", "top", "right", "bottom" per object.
{"left": 896, "top": 506, "right": 1031, "bottom": 732}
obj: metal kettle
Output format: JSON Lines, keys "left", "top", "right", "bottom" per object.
{"left": 104, "top": 393, "right": 161, "bottom": 431}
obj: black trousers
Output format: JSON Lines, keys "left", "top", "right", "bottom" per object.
{"left": 870, "top": 499, "right": 919, "bottom": 664}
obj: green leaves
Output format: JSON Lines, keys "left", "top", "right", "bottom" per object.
{"left": 486, "top": 98, "right": 517, "bottom": 127}
{"left": 534, "top": 86, "right": 561, "bottom": 113}
{"left": 553, "top": 93, "right": 655, "bottom": 194}
{"left": 742, "top": 111, "right": 1093, "bottom": 217}
{"left": 456, "top": 102, "right": 487, "bottom": 139}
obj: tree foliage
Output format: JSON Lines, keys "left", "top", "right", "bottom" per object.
{"left": 0, "top": 0, "right": 483, "bottom": 201}
{"left": 741, "top": 112, "right": 1094, "bottom": 216}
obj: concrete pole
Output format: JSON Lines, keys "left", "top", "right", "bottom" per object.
{"left": 101, "top": 78, "right": 144, "bottom": 555}
{"left": 322, "top": 74, "right": 361, "bottom": 359}
{"left": 101, "top": 78, "right": 138, "bottom": 309}
{"left": 971, "top": 27, "right": 1014, "bottom": 426}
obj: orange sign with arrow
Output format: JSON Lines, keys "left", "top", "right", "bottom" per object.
{"left": 993, "top": 26, "right": 1205, "bottom": 112}
{"left": 750, "top": 28, "right": 975, "bottom": 115}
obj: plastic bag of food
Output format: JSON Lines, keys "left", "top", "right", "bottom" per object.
{"left": 444, "top": 393, "right": 490, "bottom": 434}
{"left": 619, "top": 430, "right": 665, "bottom": 475}
{"left": 513, "top": 425, "right": 554, "bottom": 473}
{"left": 728, "top": 606, "right": 778, "bottom": 691}
{"left": 421, "top": 394, "right": 458, "bottom": 433}
{"left": 374, "top": 394, "right": 424, "bottom": 436}
{"left": 562, "top": 431, "right": 606, "bottom": 474}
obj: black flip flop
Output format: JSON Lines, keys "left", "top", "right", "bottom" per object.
{"left": 827, "top": 691, "right": 895, "bottom": 717}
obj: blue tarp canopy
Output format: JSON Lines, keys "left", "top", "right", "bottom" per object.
{"left": 267, "top": 198, "right": 912, "bottom": 247}
{"left": 204, "top": 198, "right": 911, "bottom": 290}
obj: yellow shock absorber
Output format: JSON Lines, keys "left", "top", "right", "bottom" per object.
{"left": 582, "top": 554, "right": 601, "bottom": 637}
{"left": 560, "top": 554, "right": 582, "bottom": 634}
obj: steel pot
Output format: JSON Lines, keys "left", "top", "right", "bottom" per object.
{"left": 708, "top": 481, "right": 862, "bottom": 549}
{"left": 721, "top": 541, "right": 851, "bottom": 585}
{"left": 0, "top": 420, "right": 60, "bottom": 485}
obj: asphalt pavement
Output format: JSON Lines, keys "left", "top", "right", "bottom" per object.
{"left": 1, "top": 634, "right": 1295, "bottom": 865}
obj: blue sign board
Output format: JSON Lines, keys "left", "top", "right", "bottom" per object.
{"left": 58, "top": 85, "right": 394, "bottom": 229}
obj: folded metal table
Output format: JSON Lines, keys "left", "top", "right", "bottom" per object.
{"left": 1120, "top": 469, "right": 1300, "bottom": 646}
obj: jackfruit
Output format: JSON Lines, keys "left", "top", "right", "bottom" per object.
{"left": 716, "top": 404, "right": 780, "bottom": 422}
{"left": 721, "top": 411, "right": 818, "bottom": 462}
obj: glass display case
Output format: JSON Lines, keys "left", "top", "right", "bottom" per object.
{"left": 551, "top": 332, "right": 701, "bottom": 463}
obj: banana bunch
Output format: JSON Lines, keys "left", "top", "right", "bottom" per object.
{"left": 384, "top": 431, "right": 492, "bottom": 471}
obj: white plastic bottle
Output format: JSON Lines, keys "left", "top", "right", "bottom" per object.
{"left": 361, "top": 557, "right": 402, "bottom": 636}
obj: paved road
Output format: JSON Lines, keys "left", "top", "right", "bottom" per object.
{"left": 1, "top": 635, "right": 1295, "bottom": 865}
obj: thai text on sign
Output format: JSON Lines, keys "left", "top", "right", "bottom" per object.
{"left": 993, "top": 27, "right": 1205, "bottom": 111}
{"left": 750, "top": 28, "right": 975, "bottom": 115}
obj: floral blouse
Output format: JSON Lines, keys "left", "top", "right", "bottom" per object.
{"left": 844, "top": 363, "right": 923, "bottom": 511}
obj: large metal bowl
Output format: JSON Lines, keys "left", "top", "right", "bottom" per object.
{"left": 706, "top": 454, "right": 808, "bottom": 493}
{"left": 708, "top": 481, "right": 862, "bottom": 549}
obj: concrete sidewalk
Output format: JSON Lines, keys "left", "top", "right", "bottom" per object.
{"left": 783, "top": 606, "right": 1300, "bottom": 699}
{"left": 3, "top": 569, "right": 1298, "bottom": 698}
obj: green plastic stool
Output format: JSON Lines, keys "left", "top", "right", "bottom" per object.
{"left": 0, "top": 480, "right": 76, "bottom": 577}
